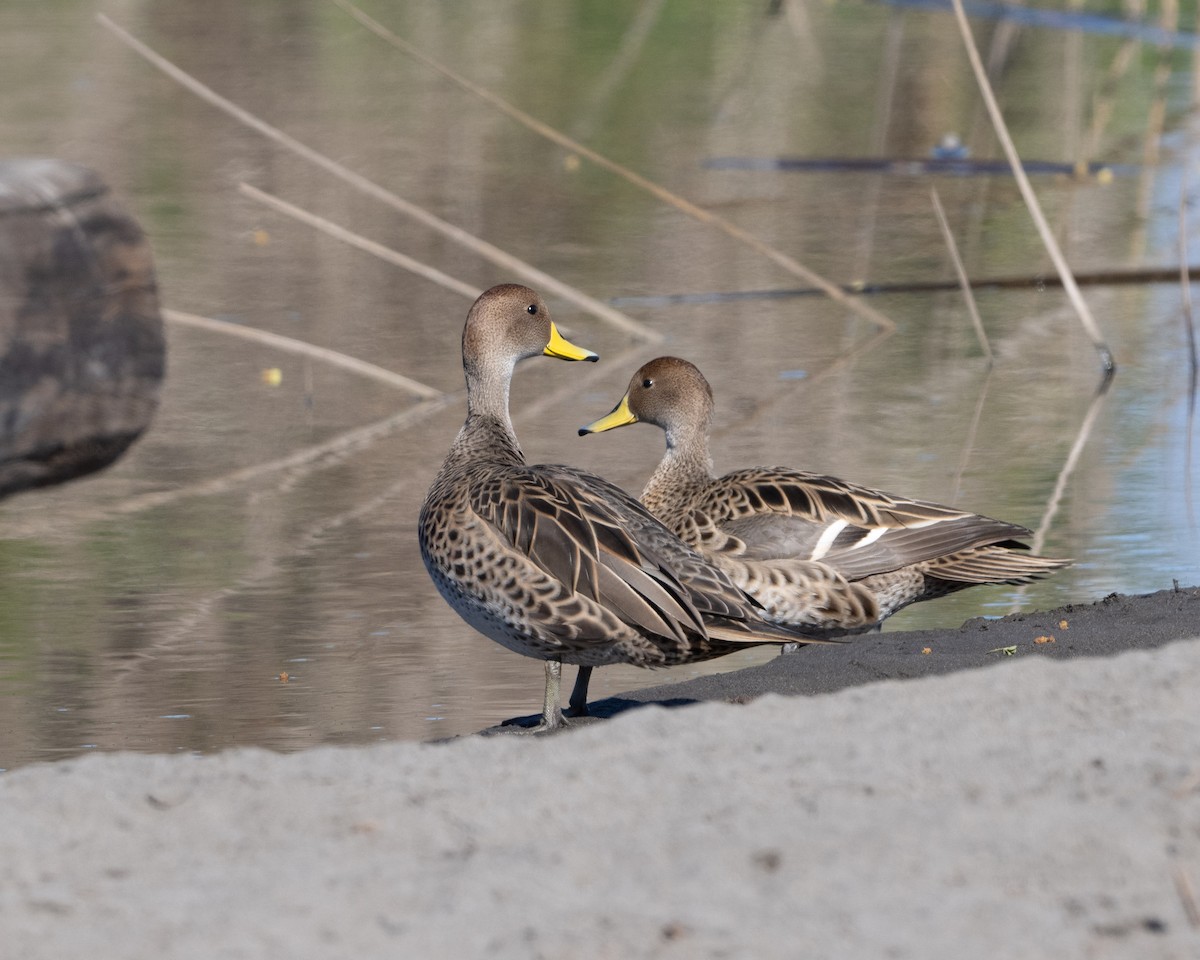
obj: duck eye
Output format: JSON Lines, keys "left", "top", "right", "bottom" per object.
{"left": 642, "top": 378, "right": 654, "bottom": 389}
{"left": 526, "top": 304, "right": 538, "bottom": 315}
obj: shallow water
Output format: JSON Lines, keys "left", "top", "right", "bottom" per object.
{"left": 1, "top": 0, "right": 1198, "bottom": 768}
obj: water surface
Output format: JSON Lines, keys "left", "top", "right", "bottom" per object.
{"left": 1, "top": 0, "right": 1198, "bottom": 767}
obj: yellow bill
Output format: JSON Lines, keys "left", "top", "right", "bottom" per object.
{"left": 578, "top": 394, "right": 637, "bottom": 435}
{"left": 544, "top": 322, "right": 599, "bottom": 362}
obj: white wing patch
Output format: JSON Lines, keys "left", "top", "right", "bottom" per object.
{"left": 852, "top": 526, "right": 888, "bottom": 549}
{"left": 809, "top": 519, "right": 848, "bottom": 561}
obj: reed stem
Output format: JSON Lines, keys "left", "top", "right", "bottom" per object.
{"left": 949, "top": 0, "right": 1115, "bottom": 377}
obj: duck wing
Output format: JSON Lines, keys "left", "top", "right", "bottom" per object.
{"left": 538, "top": 465, "right": 788, "bottom": 626}
{"left": 703, "top": 468, "right": 1033, "bottom": 581}
{"left": 461, "top": 464, "right": 817, "bottom": 658}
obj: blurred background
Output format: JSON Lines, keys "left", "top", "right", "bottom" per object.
{"left": 1, "top": 0, "right": 1197, "bottom": 767}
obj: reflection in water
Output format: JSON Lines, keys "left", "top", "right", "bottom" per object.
{"left": 1, "top": 0, "right": 1198, "bottom": 769}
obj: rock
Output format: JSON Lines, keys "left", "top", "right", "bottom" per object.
{"left": 0, "top": 158, "right": 164, "bottom": 498}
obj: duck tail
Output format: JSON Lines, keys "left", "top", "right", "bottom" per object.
{"left": 924, "top": 547, "right": 1073, "bottom": 585}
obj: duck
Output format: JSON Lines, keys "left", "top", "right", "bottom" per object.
{"left": 579, "top": 356, "right": 1071, "bottom": 638}
{"left": 418, "top": 287, "right": 835, "bottom": 731}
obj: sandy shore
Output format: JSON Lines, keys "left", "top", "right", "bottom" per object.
{"left": 3, "top": 586, "right": 1199, "bottom": 958}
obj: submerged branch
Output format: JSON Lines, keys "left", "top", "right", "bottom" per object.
{"left": 704, "top": 156, "right": 1132, "bottom": 177}
{"left": 880, "top": 0, "right": 1200, "bottom": 49}
{"left": 607, "top": 264, "right": 1200, "bottom": 308}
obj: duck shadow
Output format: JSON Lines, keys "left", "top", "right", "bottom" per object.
{"left": 480, "top": 696, "right": 701, "bottom": 736}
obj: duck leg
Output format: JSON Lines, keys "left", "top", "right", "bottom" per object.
{"left": 538, "top": 659, "right": 568, "bottom": 731}
{"left": 567, "top": 666, "right": 593, "bottom": 717}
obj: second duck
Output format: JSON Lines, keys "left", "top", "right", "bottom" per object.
{"left": 580, "top": 356, "right": 1071, "bottom": 637}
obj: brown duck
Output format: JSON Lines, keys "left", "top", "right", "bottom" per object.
{"left": 580, "top": 356, "right": 1071, "bottom": 640}
{"left": 419, "top": 289, "right": 835, "bottom": 731}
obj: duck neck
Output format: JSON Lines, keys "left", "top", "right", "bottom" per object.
{"left": 642, "top": 422, "right": 713, "bottom": 521}
{"left": 445, "top": 357, "right": 524, "bottom": 468}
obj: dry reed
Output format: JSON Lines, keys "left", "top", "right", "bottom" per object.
{"left": 327, "top": 0, "right": 896, "bottom": 334}
{"left": 166, "top": 308, "right": 443, "bottom": 399}
{"left": 949, "top": 0, "right": 1115, "bottom": 376}
{"left": 239, "top": 184, "right": 482, "bottom": 303}
{"left": 95, "top": 13, "right": 658, "bottom": 343}
{"left": 1179, "top": 173, "right": 1197, "bottom": 527}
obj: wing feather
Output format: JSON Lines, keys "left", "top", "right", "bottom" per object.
{"left": 705, "top": 468, "right": 1036, "bottom": 578}
{"left": 471, "top": 467, "right": 713, "bottom": 644}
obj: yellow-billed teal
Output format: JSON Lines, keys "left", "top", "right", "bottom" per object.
{"left": 580, "top": 356, "right": 1071, "bottom": 639}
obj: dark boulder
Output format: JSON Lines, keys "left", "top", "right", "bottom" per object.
{"left": 0, "top": 159, "right": 164, "bottom": 499}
